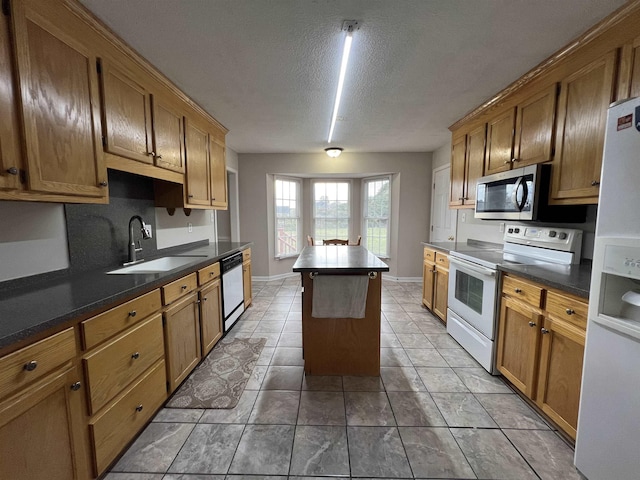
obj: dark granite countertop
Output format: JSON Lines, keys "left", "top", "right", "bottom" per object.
{"left": 420, "top": 239, "right": 591, "bottom": 298}
{"left": 0, "top": 241, "right": 252, "bottom": 352}
{"left": 293, "top": 246, "right": 389, "bottom": 274}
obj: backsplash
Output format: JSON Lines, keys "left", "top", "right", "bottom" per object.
{"left": 65, "top": 170, "right": 159, "bottom": 273}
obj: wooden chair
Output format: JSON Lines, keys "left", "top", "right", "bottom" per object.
{"left": 307, "top": 235, "right": 314, "bottom": 246}
{"left": 350, "top": 235, "right": 362, "bottom": 246}
{"left": 322, "top": 238, "right": 348, "bottom": 245}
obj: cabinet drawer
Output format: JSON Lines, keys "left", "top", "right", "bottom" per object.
{"left": 435, "top": 252, "right": 449, "bottom": 269}
{"left": 546, "top": 290, "right": 588, "bottom": 329}
{"left": 0, "top": 328, "right": 76, "bottom": 400}
{"left": 424, "top": 247, "right": 436, "bottom": 262}
{"left": 242, "top": 248, "right": 251, "bottom": 262}
{"left": 162, "top": 272, "right": 197, "bottom": 305}
{"left": 198, "top": 262, "right": 220, "bottom": 285}
{"left": 502, "top": 275, "right": 544, "bottom": 308}
{"left": 90, "top": 359, "right": 167, "bottom": 475}
{"left": 83, "top": 314, "right": 164, "bottom": 415}
{"left": 82, "top": 290, "right": 162, "bottom": 350}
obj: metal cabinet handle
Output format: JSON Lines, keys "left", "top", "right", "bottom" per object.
{"left": 504, "top": 160, "right": 511, "bottom": 164}
{"left": 147, "top": 151, "right": 155, "bottom": 157}
{"left": 528, "top": 321, "right": 536, "bottom": 327}
{"left": 591, "top": 180, "right": 600, "bottom": 187}
{"left": 70, "top": 381, "right": 82, "bottom": 391}
{"left": 514, "top": 288, "right": 522, "bottom": 293}
{"left": 188, "top": 194, "right": 194, "bottom": 198}
{"left": 209, "top": 271, "right": 215, "bottom": 276}
{"left": 129, "top": 310, "right": 137, "bottom": 317}
{"left": 135, "top": 404, "right": 143, "bottom": 412}
{"left": 202, "top": 296, "right": 208, "bottom": 302}
{"left": 24, "top": 361, "right": 37, "bottom": 371}
{"left": 181, "top": 285, "right": 188, "bottom": 290}
{"left": 6, "top": 167, "right": 18, "bottom": 175}
{"left": 99, "top": 181, "right": 108, "bottom": 187}
{"left": 131, "top": 352, "right": 140, "bottom": 360}
{"left": 155, "top": 154, "right": 163, "bottom": 160}
{"left": 511, "top": 158, "right": 519, "bottom": 163}
{"left": 565, "top": 309, "right": 574, "bottom": 315}
{"left": 541, "top": 328, "right": 550, "bottom": 334}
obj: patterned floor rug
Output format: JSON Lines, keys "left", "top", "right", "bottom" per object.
{"left": 166, "top": 336, "right": 266, "bottom": 409}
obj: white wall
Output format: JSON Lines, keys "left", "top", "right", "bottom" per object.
{"left": 432, "top": 141, "right": 451, "bottom": 169}
{"left": 0, "top": 202, "right": 69, "bottom": 282}
{"left": 155, "top": 208, "right": 216, "bottom": 249}
{"left": 238, "top": 152, "right": 432, "bottom": 279}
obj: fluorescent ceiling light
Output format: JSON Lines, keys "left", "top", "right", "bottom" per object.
{"left": 328, "top": 21, "right": 358, "bottom": 144}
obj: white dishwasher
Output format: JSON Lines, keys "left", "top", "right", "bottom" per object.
{"left": 221, "top": 252, "right": 245, "bottom": 333}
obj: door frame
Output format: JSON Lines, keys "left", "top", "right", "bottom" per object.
{"left": 431, "top": 164, "right": 458, "bottom": 242}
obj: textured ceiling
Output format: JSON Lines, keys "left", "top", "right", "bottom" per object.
{"left": 79, "top": 0, "right": 626, "bottom": 154}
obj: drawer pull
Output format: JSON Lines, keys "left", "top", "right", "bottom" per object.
{"left": 23, "top": 361, "right": 38, "bottom": 372}
{"left": 6, "top": 167, "right": 18, "bottom": 175}
{"left": 128, "top": 310, "right": 137, "bottom": 318}
{"left": 131, "top": 352, "right": 140, "bottom": 360}
{"left": 99, "top": 181, "right": 108, "bottom": 187}
{"left": 70, "top": 381, "right": 82, "bottom": 391}
{"left": 591, "top": 180, "right": 600, "bottom": 187}
{"left": 528, "top": 321, "right": 536, "bottom": 327}
{"left": 565, "top": 308, "right": 575, "bottom": 315}
{"left": 181, "top": 285, "right": 188, "bottom": 290}
{"left": 541, "top": 328, "right": 550, "bottom": 334}
{"left": 514, "top": 288, "right": 522, "bottom": 293}
{"left": 202, "top": 296, "right": 208, "bottom": 302}
{"left": 135, "top": 404, "right": 143, "bottom": 412}
{"left": 210, "top": 271, "right": 215, "bottom": 276}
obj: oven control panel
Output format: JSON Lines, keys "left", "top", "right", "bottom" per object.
{"left": 504, "top": 225, "right": 583, "bottom": 253}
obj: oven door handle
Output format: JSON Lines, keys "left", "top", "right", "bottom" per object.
{"left": 449, "top": 256, "right": 496, "bottom": 278}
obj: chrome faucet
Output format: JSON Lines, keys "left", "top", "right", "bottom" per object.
{"left": 126, "top": 215, "right": 151, "bottom": 265}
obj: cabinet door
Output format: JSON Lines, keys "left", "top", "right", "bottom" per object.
{"left": 551, "top": 51, "right": 616, "bottom": 203}
{"left": 463, "top": 124, "right": 485, "bottom": 206}
{"left": 449, "top": 135, "right": 466, "bottom": 207}
{"left": 99, "top": 61, "right": 153, "bottom": 164}
{"left": 514, "top": 84, "right": 557, "bottom": 167}
{"left": 164, "top": 293, "right": 201, "bottom": 393}
{"left": 11, "top": 0, "right": 107, "bottom": 198}
{"left": 0, "top": 365, "right": 91, "bottom": 480}
{"left": 0, "top": 11, "right": 22, "bottom": 191}
{"left": 209, "top": 136, "right": 227, "bottom": 209}
{"left": 422, "top": 260, "right": 435, "bottom": 310}
{"left": 200, "top": 279, "right": 222, "bottom": 357}
{"left": 432, "top": 265, "right": 448, "bottom": 323}
{"left": 152, "top": 96, "right": 184, "bottom": 173}
{"left": 536, "top": 317, "right": 585, "bottom": 439}
{"left": 485, "top": 108, "right": 515, "bottom": 175}
{"left": 496, "top": 296, "right": 542, "bottom": 397}
{"left": 184, "top": 118, "right": 211, "bottom": 206}
{"left": 617, "top": 34, "right": 640, "bottom": 100}
{"left": 243, "top": 260, "right": 252, "bottom": 308}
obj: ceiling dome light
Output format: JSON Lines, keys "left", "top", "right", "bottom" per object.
{"left": 325, "top": 147, "right": 343, "bottom": 158}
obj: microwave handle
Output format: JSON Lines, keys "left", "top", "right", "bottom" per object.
{"left": 511, "top": 177, "right": 528, "bottom": 211}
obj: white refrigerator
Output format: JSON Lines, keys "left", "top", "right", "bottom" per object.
{"left": 575, "top": 97, "right": 640, "bottom": 479}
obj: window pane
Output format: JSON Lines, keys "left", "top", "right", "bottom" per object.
{"left": 364, "top": 177, "right": 390, "bottom": 257}
{"left": 275, "top": 177, "right": 301, "bottom": 257}
{"left": 313, "top": 181, "right": 350, "bottom": 243}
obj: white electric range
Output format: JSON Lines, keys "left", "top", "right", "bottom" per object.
{"left": 446, "top": 225, "right": 583, "bottom": 374}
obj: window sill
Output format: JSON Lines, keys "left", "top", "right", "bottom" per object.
{"left": 275, "top": 253, "right": 299, "bottom": 260}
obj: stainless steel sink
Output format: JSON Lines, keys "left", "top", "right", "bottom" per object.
{"left": 107, "top": 256, "right": 206, "bottom": 274}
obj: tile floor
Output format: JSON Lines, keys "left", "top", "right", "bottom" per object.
{"left": 106, "top": 278, "right": 583, "bottom": 480}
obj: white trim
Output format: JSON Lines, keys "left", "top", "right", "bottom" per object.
{"left": 381, "top": 275, "right": 422, "bottom": 283}
{"left": 252, "top": 272, "right": 299, "bottom": 282}
{"left": 274, "top": 175, "right": 302, "bottom": 258}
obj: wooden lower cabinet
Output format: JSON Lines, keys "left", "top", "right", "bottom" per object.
{"left": 242, "top": 248, "right": 252, "bottom": 308}
{"left": 164, "top": 292, "right": 201, "bottom": 393}
{"left": 0, "top": 364, "right": 91, "bottom": 480}
{"left": 200, "top": 279, "right": 223, "bottom": 357}
{"left": 422, "top": 248, "right": 449, "bottom": 323}
{"left": 496, "top": 273, "right": 587, "bottom": 439}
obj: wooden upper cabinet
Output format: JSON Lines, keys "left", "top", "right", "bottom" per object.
{"left": 449, "top": 135, "right": 466, "bottom": 207}
{"left": 151, "top": 95, "right": 184, "bottom": 173}
{"left": 99, "top": 60, "right": 154, "bottom": 164}
{"left": 617, "top": 34, "right": 640, "bottom": 101}
{"left": 210, "top": 136, "right": 227, "bottom": 209}
{"left": 10, "top": 0, "right": 107, "bottom": 198}
{"left": 184, "top": 118, "right": 210, "bottom": 206}
{"left": 485, "top": 108, "right": 515, "bottom": 175}
{"left": 464, "top": 124, "right": 486, "bottom": 206}
{"left": 0, "top": 11, "right": 22, "bottom": 192}
{"left": 551, "top": 51, "right": 616, "bottom": 204}
{"left": 514, "top": 84, "right": 557, "bottom": 167}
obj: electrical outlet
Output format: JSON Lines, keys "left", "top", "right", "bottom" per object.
{"left": 188, "top": 222, "right": 193, "bottom": 233}
{"left": 143, "top": 224, "right": 152, "bottom": 238}
{"left": 461, "top": 212, "right": 466, "bottom": 223}
{"left": 499, "top": 222, "right": 505, "bottom": 233}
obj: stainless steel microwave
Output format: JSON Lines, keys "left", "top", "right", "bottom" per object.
{"left": 474, "top": 164, "right": 586, "bottom": 222}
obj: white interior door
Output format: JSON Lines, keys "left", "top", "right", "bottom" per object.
{"left": 431, "top": 165, "right": 457, "bottom": 242}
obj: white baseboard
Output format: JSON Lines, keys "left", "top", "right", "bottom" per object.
{"left": 381, "top": 275, "right": 422, "bottom": 283}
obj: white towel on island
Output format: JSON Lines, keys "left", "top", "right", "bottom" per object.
{"left": 312, "top": 275, "right": 369, "bottom": 319}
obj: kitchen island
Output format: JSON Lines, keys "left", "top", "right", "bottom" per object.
{"left": 293, "top": 245, "right": 389, "bottom": 376}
